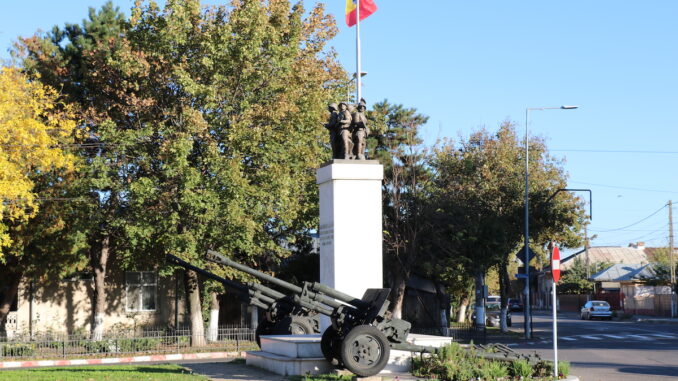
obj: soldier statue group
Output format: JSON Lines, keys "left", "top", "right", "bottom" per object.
{"left": 324, "top": 99, "right": 369, "bottom": 160}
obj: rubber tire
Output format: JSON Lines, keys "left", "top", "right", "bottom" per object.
{"left": 339, "top": 325, "right": 390, "bottom": 377}
{"left": 321, "top": 326, "right": 343, "bottom": 367}
{"left": 272, "top": 315, "right": 315, "bottom": 335}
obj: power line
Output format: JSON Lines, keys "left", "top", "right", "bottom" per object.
{"left": 570, "top": 181, "right": 678, "bottom": 194}
{"left": 592, "top": 204, "right": 667, "bottom": 232}
{"left": 553, "top": 149, "right": 678, "bottom": 154}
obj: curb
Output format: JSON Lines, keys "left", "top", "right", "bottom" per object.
{"left": 0, "top": 351, "right": 245, "bottom": 369}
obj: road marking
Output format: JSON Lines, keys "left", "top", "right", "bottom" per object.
{"left": 648, "top": 334, "right": 676, "bottom": 339}
{"left": 560, "top": 337, "right": 577, "bottom": 341}
{"left": 601, "top": 334, "right": 624, "bottom": 339}
{"left": 625, "top": 334, "right": 652, "bottom": 340}
{"left": 580, "top": 335, "right": 602, "bottom": 340}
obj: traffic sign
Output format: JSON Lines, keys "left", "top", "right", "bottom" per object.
{"left": 518, "top": 245, "right": 536, "bottom": 263}
{"left": 551, "top": 246, "right": 561, "bottom": 283}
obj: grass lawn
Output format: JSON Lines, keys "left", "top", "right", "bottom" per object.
{"left": 0, "top": 364, "right": 209, "bottom": 381}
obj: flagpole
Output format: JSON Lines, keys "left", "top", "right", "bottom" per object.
{"left": 355, "top": 0, "right": 361, "bottom": 102}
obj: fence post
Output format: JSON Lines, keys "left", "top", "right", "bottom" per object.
{"left": 62, "top": 339, "right": 66, "bottom": 358}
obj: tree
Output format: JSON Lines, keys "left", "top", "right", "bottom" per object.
{"left": 0, "top": 67, "right": 79, "bottom": 328}
{"left": 0, "top": 67, "right": 77, "bottom": 256}
{"left": 427, "top": 122, "right": 585, "bottom": 331}
{"left": 16, "top": 0, "right": 344, "bottom": 341}
{"left": 558, "top": 258, "right": 611, "bottom": 294}
{"left": 367, "top": 100, "right": 429, "bottom": 319}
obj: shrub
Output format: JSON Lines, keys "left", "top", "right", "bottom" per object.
{"left": 118, "top": 337, "right": 161, "bottom": 353}
{"left": 510, "top": 359, "right": 533, "bottom": 378}
{"left": 476, "top": 360, "right": 509, "bottom": 379}
{"left": 1, "top": 343, "right": 35, "bottom": 357}
{"left": 558, "top": 360, "right": 570, "bottom": 377}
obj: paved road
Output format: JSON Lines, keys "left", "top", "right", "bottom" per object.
{"left": 506, "top": 311, "right": 678, "bottom": 381}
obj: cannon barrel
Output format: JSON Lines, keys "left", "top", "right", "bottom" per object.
{"left": 309, "top": 282, "right": 369, "bottom": 310}
{"left": 207, "top": 250, "right": 345, "bottom": 310}
{"left": 167, "top": 254, "right": 282, "bottom": 306}
{"left": 207, "top": 250, "right": 303, "bottom": 294}
{"left": 167, "top": 254, "right": 249, "bottom": 294}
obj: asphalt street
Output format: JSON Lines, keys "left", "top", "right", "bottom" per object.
{"left": 506, "top": 311, "right": 678, "bottom": 381}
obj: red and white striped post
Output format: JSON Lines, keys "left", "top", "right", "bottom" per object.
{"left": 551, "top": 245, "right": 561, "bottom": 378}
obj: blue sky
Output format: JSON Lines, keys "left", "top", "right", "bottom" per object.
{"left": 2, "top": 1, "right": 676, "bottom": 254}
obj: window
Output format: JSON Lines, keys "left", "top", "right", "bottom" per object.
{"left": 125, "top": 272, "right": 157, "bottom": 312}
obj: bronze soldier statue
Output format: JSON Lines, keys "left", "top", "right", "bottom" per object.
{"left": 325, "top": 103, "right": 341, "bottom": 158}
{"left": 351, "top": 99, "right": 369, "bottom": 160}
{"left": 338, "top": 102, "right": 354, "bottom": 159}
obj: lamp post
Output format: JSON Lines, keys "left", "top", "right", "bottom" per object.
{"left": 524, "top": 105, "right": 578, "bottom": 339}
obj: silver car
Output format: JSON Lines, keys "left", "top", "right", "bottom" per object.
{"left": 580, "top": 300, "right": 613, "bottom": 320}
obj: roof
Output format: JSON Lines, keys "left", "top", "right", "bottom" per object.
{"left": 561, "top": 246, "right": 649, "bottom": 271}
{"left": 590, "top": 263, "right": 656, "bottom": 282}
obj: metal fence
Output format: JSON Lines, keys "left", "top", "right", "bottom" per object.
{"left": 0, "top": 326, "right": 257, "bottom": 360}
{"left": 410, "top": 323, "right": 486, "bottom": 344}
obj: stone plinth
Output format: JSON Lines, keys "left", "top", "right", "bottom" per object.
{"left": 316, "top": 160, "right": 384, "bottom": 304}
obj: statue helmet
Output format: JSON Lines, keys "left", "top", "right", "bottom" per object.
{"left": 329, "top": 103, "right": 338, "bottom": 110}
{"left": 338, "top": 102, "right": 348, "bottom": 109}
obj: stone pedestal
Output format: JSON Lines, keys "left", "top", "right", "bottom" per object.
{"left": 316, "top": 160, "right": 384, "bottom": 303}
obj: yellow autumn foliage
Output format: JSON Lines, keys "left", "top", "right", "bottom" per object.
{"left": 0, "top": 67, "right": 78, "bottom": 256}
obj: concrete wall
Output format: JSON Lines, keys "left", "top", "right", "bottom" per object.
{"left": 9, "top": 270, "right": 189, "bottom": 336}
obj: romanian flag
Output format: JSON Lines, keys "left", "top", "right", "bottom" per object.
{"left": 345, "top": 0, "right": 378, "bottom": 27}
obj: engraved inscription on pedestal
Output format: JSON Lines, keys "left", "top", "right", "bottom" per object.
{"left": 319, "top": 223, "right": 334, "bottom": 247}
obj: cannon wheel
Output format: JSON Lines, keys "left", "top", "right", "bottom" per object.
{"left": 321, "top": 326, "right": 343, "bottom": 367}
{"left": 339, "top": 325, "right": 390, "bottom": 377}
{"left": 288, "top": 315, "right": 315, "bottom": 335}
{"left": 272, "top": 315, "right": 315, "bottom": 335}
{"left": 255, "top": 320, "right": 274, "bottom": 347}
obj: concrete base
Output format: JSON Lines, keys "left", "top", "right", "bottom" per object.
{"left": 246, "top": 350, "right": 333, "bottom": 376}
{"left": 246, "top": 333, "right": 454, "bottom": 376}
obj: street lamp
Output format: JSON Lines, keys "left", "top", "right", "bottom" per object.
{"left": 347, "top": 71, "right": 367, "bottom": 103}
{"left": 524, "top": 105, "right": 578, "bottom": 339}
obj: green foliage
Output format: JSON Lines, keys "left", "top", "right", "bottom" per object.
{"left": 510, "top": 359, "right": 533, "bottom": 378}
{"left": 366, "top": 100, "right": 430, "bottom": 312}
{"left": 15, "top": 0, "right": 345, "bottom": 332}
{"left": 558, "top": 257, "right": 611, "bottom": 294}
{"left": 412, "top": 342, "right": 564, "bottom": 380}
{"left": 1, "top": 343, "right": 35, "bottom": 357}
{"left": 558, "top": 360, "right": 570, "bottom": 378}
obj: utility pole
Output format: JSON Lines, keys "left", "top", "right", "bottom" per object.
{"left": 669, "top": 200, "right": 675, "bottom": 318}
{"left": 585, "top": 225, "right": 590, "bottom": 279}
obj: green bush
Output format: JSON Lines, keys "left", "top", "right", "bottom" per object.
{"left": 476, "top": 360, "right": 508, "bottom": 379}
{"left": 1, "top": 343, "right": 35, "bottom": 357}
{"left": 412, "top": 342, "right": 562, "bottom": 380}
{"left": 118, "top": 338, "right": 161, "bottom": 353}
{"left": 558, "top": 360, "right": 570, "bottom": 377}
{"left": 510, "top": 359, "right": 533, "bottom": 378}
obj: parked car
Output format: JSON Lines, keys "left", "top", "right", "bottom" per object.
{"left": 580, "top": 300, "right": 613, "bottom": 320}
{"left": 473, "top": 302, "right": 512, "bottom": 327}
{"left": 487, "top": 295, "right": 501, "bottom": 304}
{"left": 508, "top": 298, "right": 523, "bottom": 312}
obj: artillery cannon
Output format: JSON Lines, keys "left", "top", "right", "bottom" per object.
{"left": 165, "top": 254, "right": 319, "bottom": 345}
{"left": 206, "top": 250, "right": 541, "bottom": 377}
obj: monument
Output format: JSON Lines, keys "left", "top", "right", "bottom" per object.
{"left": 317, "top": 99, "right": 382, "bottom": 306}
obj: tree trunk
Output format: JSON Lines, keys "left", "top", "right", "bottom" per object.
{"left": 389, "top": 271, "right": 408, "bottom": 319}
{"left": 91, "top": 234, "right": 110, "bottom": 340}
{"left": 0, "top": 271, "right": 22, "bottom": 331}
{"left": 457, "top": 294, "right": 469, "bottom": 323}
{"left": 498, "top": 261, "right": 511, "bottom": 332}
{"left": 185, "top": 269, "right": 205, "bottom": 346}
{"left": 207, "top": 292, "right": 219, "bottom": 342}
